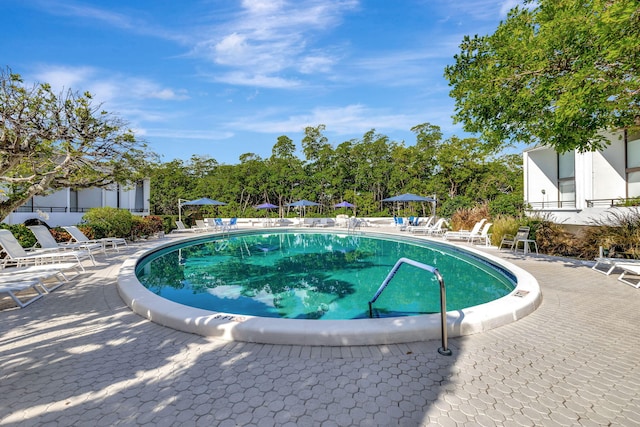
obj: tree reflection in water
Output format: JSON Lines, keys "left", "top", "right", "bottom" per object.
{"left": 136, "top": 232, "right": 514, "bottom": 319}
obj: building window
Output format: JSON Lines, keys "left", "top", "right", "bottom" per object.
{"left": 626, "top": 130, "right": 640, "bottom": 198}
{"left": 134, "top": 181, "right": 144, "bottom": 212}
{"left": 558, "top": 151, "right": 575, "bottom": 207}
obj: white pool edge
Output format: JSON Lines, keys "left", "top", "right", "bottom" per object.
{"left": 117, "top": 230, "right": 542, "bottom": 346}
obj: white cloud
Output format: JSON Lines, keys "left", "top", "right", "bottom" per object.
{"left": 33, "top": 66, "right": 96, "bottom": 92}
{"left": 212, "top": 72, "right": 300, "bottom": 89}
{"left": 31, "top": 65, "right": 188, "bottom": 103}
{"left": 499, "top": 0, "right": 526, "bottom": 17}
{"left": 143, "top": 128, "right": 234, "bottom": 140}
{"left": 191, "top": 0, "right": 359, "bottom": 88}
{"left": 229, "top": 104, "right": 427, "bottom": 135}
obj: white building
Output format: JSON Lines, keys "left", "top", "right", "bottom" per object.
{"left": 523, "top": 129, "right": 640, "bottom": 226}
{"left": 3, "top": 180, "right": 150, "bottom": 227}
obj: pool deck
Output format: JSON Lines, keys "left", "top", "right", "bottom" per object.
{"left": 1, "top": 227, "right": 639, "bottom": 426}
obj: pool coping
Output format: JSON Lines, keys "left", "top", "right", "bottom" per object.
{"left": 117, "top": 229, "right": 542, "bottom": 346}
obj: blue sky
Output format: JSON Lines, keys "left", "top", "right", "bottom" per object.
{"left": 2, "top": 0, "right": 523, "bottom": 164}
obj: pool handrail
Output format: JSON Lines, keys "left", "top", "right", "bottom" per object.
{"left": 368, "top": 257, "right": 452, "bottom": 356}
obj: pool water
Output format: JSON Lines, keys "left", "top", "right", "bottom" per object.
{"left": 135, "top": 231, "right": 515, "bottom": 320}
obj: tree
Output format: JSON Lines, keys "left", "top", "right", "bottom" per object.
{"left": 444, "top": 0, "right": 640, "bottom": 153}
{"left": 0, "top": 68, "right": 152, "bottom": 219}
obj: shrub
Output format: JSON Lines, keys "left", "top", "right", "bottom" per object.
{"left": 131, "top": 215, "right": 164, "bottom": 240}
{"left": 489, "top": 215, "right": 521, "bottom": 246}
{"left": 580, "top": 208, "right": 640, "bottom": 259}
{"left": 50, "top": 227, "right": 72, "bottom": 243}
{"left": 535, "top": 220, "right": 583, "bottom": 258}
{"left": 82, "top": 207, "right": 133, "bottom": 238}
{"left": 449, "top": 203, "right": 490, "bottom": 232}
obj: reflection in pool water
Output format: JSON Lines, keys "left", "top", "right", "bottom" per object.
{"left": 135, "top": 231, "right": 515, "bottom": 320}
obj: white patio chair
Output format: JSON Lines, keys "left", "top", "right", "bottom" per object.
{"left": 63, "top": 226, "right": 127, "bottom": 252}
{"left": 29, "top": 225, "right": 101, "bottom": 259}
{"left": 469, "top": 222, "right": 493, "bottom": 246}
{"left": 0, "top": 278, "right": 46, "bottom": 308}
{"left": 0, "top": 230, "right": 89, "bottom": 272}
{"left": 443, "top": 219, "right": 487, "bottom": 241}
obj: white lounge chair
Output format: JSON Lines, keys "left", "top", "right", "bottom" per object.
{"left": 172, "top": 220, "right": 198, "bottom": 233}
{"left": 0, "top": 230, "right": 89, "bottom": 272}
{"left": 616, "top": 263, "right": 640, "bottom": 288}
{"left": 592, "top": 256, "right": 640, "bottom": 275}
{"left": 1, "top": 261, "right": 80, "bottom": 285}
{"left": 412, "top": 218, "right": 447, "bottom": 236}
{"left": 443, "top": 219, "right": 487, "bottom": 241}
{"left": 63, "top": 226, "right": 127, "bottom": 252}
{"left": 0, "top": 278, "right": 46, "bottom": 308}
{"left": 29, "top": 225, "right": 101, "bottom": 259}
{"left": 408, "top": 217, "right": 433, "bottom": 233}
{"left": 195, "top": 219, "right": 215, "bottom": 231}
{"left": 469, "top": 222, "right": 493, "bottom": 246}
{"left": 302, "top": 218, "right": 318, "bottom": 227}
{"left": 0, "top": 265, "right": 74, "bottom": 293}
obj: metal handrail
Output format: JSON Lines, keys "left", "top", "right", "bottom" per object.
{"left": 368, "top": 257, "right": 452, "bottom": 356}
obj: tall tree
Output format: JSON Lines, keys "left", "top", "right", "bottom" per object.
{"left": 0, "top": 68, "right": 152, "bottom": 219}
{"left": 445, "top": 0, "right": 640, "bottom": 152}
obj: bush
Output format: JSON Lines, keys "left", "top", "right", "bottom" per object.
{"left": 535, "top": 220, "right": 583, "bottom": 258}
{"left": 50, "top": 227, "right": 72, "bottom": 243}
{"left": 131, "top": 215, "right": 164, "bottom": 240}
{"left": 489, "top": 215, "right": 521, "bottom": 246}
{"left": 580, "top": 208, "right": 640, "bottom": 259}
{"left": 81, "top": 207, "right": 133, "bottom": 238}
{"left": 449, "top": 204, "right": 490, "bottom": 232}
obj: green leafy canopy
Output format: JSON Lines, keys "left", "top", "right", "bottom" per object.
{"left": 444, "top": 0, "right": 640, "bottom": 153}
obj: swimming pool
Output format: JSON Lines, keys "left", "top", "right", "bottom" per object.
{"left": 134, "top": 232, "right": 515, "bottom": 320}
{"left": 118, "top": 229, "right": 541, "bottom": 345}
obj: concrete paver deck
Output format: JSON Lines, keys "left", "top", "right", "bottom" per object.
{"left": 1, "top": 231, "right": 639, "bottom": 426}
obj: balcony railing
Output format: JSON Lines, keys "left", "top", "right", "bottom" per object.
{"left": 527, "top": 200, "right": 577, "bottom": 209}
{"left": 585, "top": 198, "right": 640, "bottom": 208}
{"left": 528, "top": 198, "right": 640, "bottom": 209}
{"left": 13, "top": 206, "right": 148, "bottom": 214}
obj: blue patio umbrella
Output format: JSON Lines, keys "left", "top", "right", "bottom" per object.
{"left": 181, "top": 197, "right": 227, "bottom": 219}
{"left": 285, "top": 199, "right": 321, "bottom": 217}
{"left": 333, "top": 201, "right": 355, "bottom": 208}
{"left": 255, "top": 203, "right": 278, "bottom": 209}
{"left": 255, "top": 202, "right": 278, "bottom": 218}
{"left": 381, "top": 193, "right": 435, "bottom": 202}
{"left": 179, "top": 197, "right": 227, "bottom": 221}
{"left": 182, "top": 197, "right": 227, "bottom": 206}
{"left": 382, "top": 193, "right": 436, "bottom": 216}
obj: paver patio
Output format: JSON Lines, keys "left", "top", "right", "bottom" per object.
{"left": 1, "top": 231, "right": 639, "bottom": 426}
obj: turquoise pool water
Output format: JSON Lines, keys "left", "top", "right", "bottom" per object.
{"left": 135, "top": 231, "right": 516, "bottom": 320}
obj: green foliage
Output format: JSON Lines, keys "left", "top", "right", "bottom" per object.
{"left": 444, "top": 0, "right": 640, "bottom": 152}
{"left": 131, "top": 215, "right": 164, "bottom": 239}
{"left": 489, "top": 193, "right": 526, "bottom": 217}
{"left": 0, "top": 67, "right": 153, "bottom": 221}
{"left": 489, "top": 215, "right": 523, "bottom": 246}
{"left": 145, "top": 123, "right": 525, "bottom": 219}
{"left": 614, "top": 197, "right": 640, "bottom": 207}
{"left": 81, "top": 207, "right": 134, "bottom": 238}
{"left": 438, "top": 196, "right": 474, "bottom": 219}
